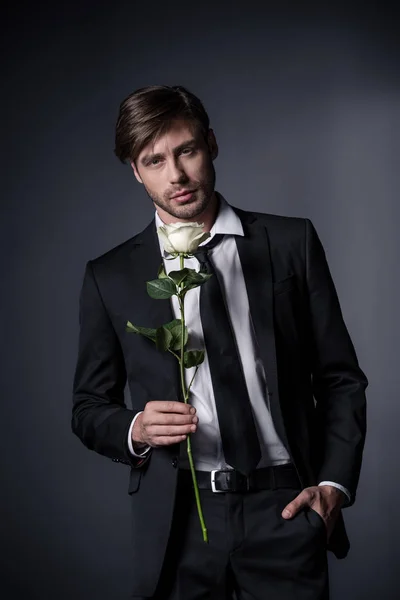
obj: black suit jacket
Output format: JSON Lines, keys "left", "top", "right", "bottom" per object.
{"left": 72, "top": 206, "right": 368, "bottom": 597}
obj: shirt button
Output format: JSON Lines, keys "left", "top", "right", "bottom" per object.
{"left": 172, "top": 457, "right": 178, "bottom": 468}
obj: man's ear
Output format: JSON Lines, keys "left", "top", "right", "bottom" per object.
{"left": 207, "top": 129, "right": 219, "bottom": 161}
{"left": 130, "top": 161, "right": 143, "bottom": 184}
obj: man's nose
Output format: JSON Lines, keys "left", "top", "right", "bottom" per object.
{"left": 167, "top": 158, "right": 188, "bottom": 184}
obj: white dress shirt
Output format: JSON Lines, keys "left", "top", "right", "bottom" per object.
{"left": 127, "top": 194, "right": 350, "bottom": 502}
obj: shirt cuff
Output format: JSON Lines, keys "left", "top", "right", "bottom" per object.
{"left": 127, "top": 412, "right": 152, "bottom": 457}
{"left": 318, "top": 481, "right": 351, "bottom": 505}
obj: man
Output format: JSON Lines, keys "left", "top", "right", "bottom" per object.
{"left": 72, "top": 85, "right": 368, "bottom": 599}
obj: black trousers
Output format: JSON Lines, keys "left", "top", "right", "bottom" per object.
{"left": 137, "top": 470, "right": 329, "bottom": 600}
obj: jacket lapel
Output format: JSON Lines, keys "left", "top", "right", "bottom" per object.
{"left": 234, "top": 208, "right": 290, "bottom": 453}
{"left": 128, "top": 219, "right": 181, "bottom": 400}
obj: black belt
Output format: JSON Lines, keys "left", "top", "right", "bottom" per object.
{"left": 178, "top": 464, "right": 300, "bottom": 493}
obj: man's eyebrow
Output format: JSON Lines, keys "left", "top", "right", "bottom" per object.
{"left": 140, "top": 152, "right": 163, "bottom": 166}
{"left": 140, "top": 139, "right": 197, "bottom": 165}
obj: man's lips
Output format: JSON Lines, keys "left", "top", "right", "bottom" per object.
{"left": 170, "top": 189, "right": 196, "bottom": 201}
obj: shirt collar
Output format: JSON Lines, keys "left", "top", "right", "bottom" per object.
{"left": 154, "top": 192, "right": 244, "bottom": 257}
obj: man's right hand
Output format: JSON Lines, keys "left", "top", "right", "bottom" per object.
{"left": 131, "top": 401, "right": 198, "bottom": 448}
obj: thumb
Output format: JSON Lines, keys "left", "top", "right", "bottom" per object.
{"left": 281, "top": 490, "right": 312, "bottom": 519}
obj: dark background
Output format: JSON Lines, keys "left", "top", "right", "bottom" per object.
{"left": 2, "top": 1, "right": 399, "bottom": 598}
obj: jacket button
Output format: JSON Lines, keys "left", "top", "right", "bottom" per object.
{"left": 172, "top": 457, "right": 178, "bottom": 468}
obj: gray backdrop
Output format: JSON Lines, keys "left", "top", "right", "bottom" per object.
{"left": 2, "top": 1, "right": 399, "bottom": 598}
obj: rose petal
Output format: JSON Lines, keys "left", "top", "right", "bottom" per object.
{"left": 157, "top": 227, "right": 176, "bottom": 253}
{"left": 157, "top": 222, "right": 208, "bottom": 254}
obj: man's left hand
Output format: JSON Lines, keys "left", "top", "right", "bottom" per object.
{"left": 281, "top": 485, "right": 346, "bottom": 539}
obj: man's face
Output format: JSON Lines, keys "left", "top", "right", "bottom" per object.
{"left": 131, "top": 119, "right": 218, "bottom": 224}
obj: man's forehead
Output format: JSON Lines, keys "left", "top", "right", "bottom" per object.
{"left": 140, "top": 121, "right": 200, "bottom": 156}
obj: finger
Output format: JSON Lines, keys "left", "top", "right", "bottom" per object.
{"left": 150, "top": 413, "right": 198, "bottom": 426}
{"left": 148, "top": 423, "right": 197, "bottom": 437}
{"left": 150, "top": 434, "right": 189, "bottom": 447}
{"left": 148, "top": 401, "right": 196, "bottom": 415}
{"left": 143, "top": 414, "right": 198, "bottom": 429}
{"left": 282, "top": 488, "right": 317, "bottom": 519}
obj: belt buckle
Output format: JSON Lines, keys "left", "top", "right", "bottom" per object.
{"left": 211, "top": 469, "right": 225, "bottom": 493}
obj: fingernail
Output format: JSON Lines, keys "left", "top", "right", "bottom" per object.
{"left": 283, "top": 510, "right": 291, "bottom": 518}
{"left": 190, "top": 407, "right": 196, "bottom": 414}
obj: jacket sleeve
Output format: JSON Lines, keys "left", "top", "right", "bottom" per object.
{"left": 305, "top": 218, "right": 367, "bottom": 505}
{"left": 72, "top": 260, "right": 151, "bottom": 469}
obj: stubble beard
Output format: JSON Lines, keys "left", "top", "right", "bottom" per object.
{"left": 144, "top": 164, "right": 216, "bottom": 221}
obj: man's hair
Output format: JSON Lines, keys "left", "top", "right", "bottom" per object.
{"left": 114, "top": 85, "right": 210, "bottom": 164}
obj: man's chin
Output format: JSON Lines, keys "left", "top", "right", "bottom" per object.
{"left": 168, "top": 198, "right": 208, "bottom": 219}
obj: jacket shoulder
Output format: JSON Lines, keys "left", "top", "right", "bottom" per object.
{"left": 90, "top": 236, "right": 136, "bottom": 266}
{"left": 233, "top": 205, "right": 308, "bottom": 241}
{"left": 89, "top": 220, "right": 154, "bottom": 269}
{"left": 253, "top": 210, "right": 305, "bottom": 226}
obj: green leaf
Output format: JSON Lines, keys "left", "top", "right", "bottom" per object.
{"left": 184, "top": 350, "right": 205, "bottom": 368}
{"left": 155, "top": 326, "right": 173, "bottom": 351}
{"left": 126, "top": 319, "right": 186, "bottom": 352}
{"left": 126, "top": 320, "right": 135, "bottom": 331}
{"left": 157, "top": 263, "right": 168, "bottom": 279}
{"left": 146, "top": 278, "right": 177, "bottom": 299}
{"left": 168, "top": 268, "right": 191, "bottom": 286}
{"left": 163, "top": 319, "right": 188, "bottom": 350}
{"left": 126, "top": 321, "right": 157, "bottom": 343}
{"left": 183, "top": 269, "right": 213, "bottom": 289}
{"left": 163, "top": 319, "right": 182, "bottom": 331}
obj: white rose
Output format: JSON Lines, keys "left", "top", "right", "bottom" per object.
{"left": 157, "top": 222, "right": 210, "bottom": 254}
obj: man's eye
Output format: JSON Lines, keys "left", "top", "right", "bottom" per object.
{"left": 150, "top": 158, "right": 161, "bottom": 165}
{"left": 181, "top": 147, "right": 193, "bottom": 155}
